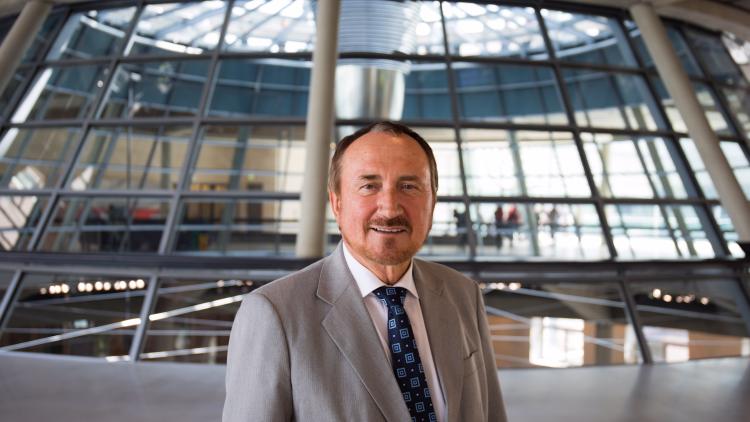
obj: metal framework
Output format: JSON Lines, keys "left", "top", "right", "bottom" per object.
{"left": 0, "top": 0, "right": 749, "bottom": 366}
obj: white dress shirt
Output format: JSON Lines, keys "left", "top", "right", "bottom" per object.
{"left": 342, "top": 243, "right": 446, "bottom": 422}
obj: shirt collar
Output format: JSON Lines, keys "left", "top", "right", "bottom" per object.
{"left": 342, "top": 242, "right": 418, "bottom": 299}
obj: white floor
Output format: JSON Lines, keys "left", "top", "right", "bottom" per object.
{"left": 1, "top": 351, "right": 748, "bottom": 422}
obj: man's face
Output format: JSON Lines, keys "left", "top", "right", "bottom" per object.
{"left": 329, "top": 131, "right": 435, "bottom": 267}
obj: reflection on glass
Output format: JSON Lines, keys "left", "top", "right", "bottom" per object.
{"left": 190, "top": 125, "right": 306, "bottom": 193}
{"left": 630, "top": 280, "right": 750, "bottom": 362}
{"left": 10, "top": 65, "right": 109, "bottom": 122}
{"left": 543, "top": 9, "right": 635, "bottom": 67}
{"left": 129, "top": 2, "right": 227, "bottom": 56}
{"left": 208, "top": 59, "right": 310, "bottom": 118}
{"left": 402, "top": 62, "right": 452, "bottom": 120}
{"left": 0, "top": 127, "right": 82, "bottom": 189}
{"left": 0, "top": 273, "right": 147, "bottom": 358}
{"left": 39, "top": 196, "right": 169, "bottom": 253}
{"left": 628, "top": 22, "right": 703, "bottom": 76}
{"left": 454, "top": 63, "right": 567, "bottom": 124}
{"left": 679, "top": 139, "right": 750, "bottom": 200}
{"left": 46, "top": 7, "right": 135, "bottom": 60}
{"left": 419, "top": 202, "right": 469, "bottom": 258}
{"left": 0, "top": 195, "right": 48, "bottom": 251}
{"left": 224, "top": 0, "right": 316, "bottom": 53}
{"left": 69, "top": 126, "right": 192, "bottom": 191}
{"left": 583, "top": 133, "right": 688, "bottom": 198}
{"left": 141, "top": 277, "right": 256, "bottom": 363}
{"left": 563, "top": 69, "right": 660, "bottom": 130}
{"left": 712, "top": 206, "right": 746, "bottom": 258}
{"left": 472, "top": 202, "right": 608, "bottom": 260}
{"left": 100, "top": 60, "right": 211, "bottom": 118}
{"left": 483, "top": 282, "right": 639, "bottom": 368}
{"left": 606, "top": 204, "right": 715, "bottom": 259}
{"left": 722, "top": 33, "right": 750, "bottom": 82}
{"left": 174, "top": 198, "right": 298, "bottom": 256}
{"left": 684, "top": 28, "right": 747, "bottom": 86}
{"left": 462, "top": 130, "right": 589, "bottom": 197}
{"left": 721, "top": 87, "right": 750, "bottom": 139}
{"left": 651, "top": 77, "right": 735, "bottom": 136}
{"left": 443, "top": 3, "right": 543, "bottom": 58}
{"left": 0, "top": 270, "right": 15, "bottom": 307}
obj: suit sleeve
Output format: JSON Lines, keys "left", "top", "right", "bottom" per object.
{"left": 474, "top": 282, "right": 509, "bottom": 422}
{"left": 223, "top": 293, "right": 293, "bottom": 422}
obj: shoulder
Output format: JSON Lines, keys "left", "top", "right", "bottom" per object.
{"left": 251, "top": 257, "right": 326, "bottom": 304}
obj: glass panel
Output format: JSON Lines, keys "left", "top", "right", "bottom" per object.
{"left": 454, "top": 63, "right": 566, "bottom": 124}
{"left": 543, "top": 9, "right": 636, "bottom": 67}
{"left": 462, "top": 129, "right": 590, "bottom": 197}
{"left": 443, "top": 3, "right": 544, "bottom": 58}
{"left": 651, "top": 77, "right": 735, "bottom": 136}
{"left": 46, "top": 7, "right": 136, "bottom": 60}
{"left": 100, "top": 60, "right": 211, "bottom": 119}
{"left": 722, "top": 33, "right": 750, "bottom": 82}
{"left": 0, "top": 273, "right": 147, "bottom": 359}
{"left": 0, "top": 127, "right": 83, "bottom": 189}
{"left": 421, "top": 128, "right": 462, "bottom": 196}
{"left": 174, "top": 198, "right": 298, "bottom": 256}
{"left": 68, "top": 126, "right": 192, "bottom": 191}
{"left": 402, "top": 62, "right": 452, "bottom": 121}
{"left": 128, "top": 2, "right": 227, "bottom": 56}
{"left": 606, "top": 204, "right": 715, "bottom": 259}
{"left": 419, "top": 201, "right": 469, "bottom": 259}
{"left": 628, "top": 22, "right": 703, "bottom": 77}
{"left": 721, "top": 87, "right": 750, "bottom": 138}
{"left": 190, "top": 125, "right": 305, "bottom": 193}
{"left": 0, "top": 68, "right": 28, "bottom": 120}
{"left": 472, "top": 202, "right": 608, "bottom": 260}
{"left": 630, "top": 280, "right": 750, "bottom": 362}
{"left": 563, "top": 69, "right": 661, "bottom": 130}
{"left": 0, "top": 270, "right": 15, "bottom": 307}
{"left": 22, "top": 12, "right": 63, "bottom": 63}
{"left": 207, "top": 58, "right": 310, "bottom": 118}
{"left": 224, "top": 0, "right": 317, "bottom": 53}
{"left": 582, "top": 133, "right": 689, "bottom": 199}
{"left": 141, "top": 277, "right": 256, "bottom": 363}
{"left": 679, "top": 139, "right": 750, "bottom": 200}
{"left": 684, "top": 28, "right": 747, "bottom": 87}
{"left": 0, "top": 195, "right": 48, "bottom": 251}
{"left": 483, "top": 281, "right": 639, "bottom": 368}
{"left": 712, "top": 205, "right": 746, "bottom": 258}
{"left": 39, "top": 196, "right": 169, "bottom": 253}
{"left": 10, "top": 64, "right": 109, "bottom": 122}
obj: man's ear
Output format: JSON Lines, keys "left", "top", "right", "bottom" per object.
{"left": 328, "top": 189, "right": 340, "bottom": 219}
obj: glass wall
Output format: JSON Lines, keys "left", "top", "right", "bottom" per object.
{"left": 0, "top": 0, "right": 748, "bottom": 367}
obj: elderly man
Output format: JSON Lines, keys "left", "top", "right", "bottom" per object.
{"left": 223, "top": 122, "right": 506, "bottom": 422}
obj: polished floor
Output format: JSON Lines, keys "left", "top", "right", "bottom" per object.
{"left": 0, "top": 351, "right": 748, "bottom": 422}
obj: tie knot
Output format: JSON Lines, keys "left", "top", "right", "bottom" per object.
{"left": 373, "top": 286, "right": 408, "bottom": 306}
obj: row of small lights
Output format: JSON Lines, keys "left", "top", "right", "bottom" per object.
{"left": 650, "top": 288, "right": 710, "bottom": 305}
{"left": 39, "top": 279, "right": 146, "bottom": 296}
{"left": 480, "top": 282, "right": 523, "bottom": 291}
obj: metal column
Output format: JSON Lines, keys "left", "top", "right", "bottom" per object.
{"left": 630, "top": 3, "right": 750, "bottom": 248}
{"left": 295, "top": 0, "right": 340, "bottom": 258}
{"left": 0, "top": 0, "right": 52, "bottom": 96}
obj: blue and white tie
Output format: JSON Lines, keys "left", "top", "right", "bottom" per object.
{"left": 373, "top": 286, "right": 436, "bottom": 422}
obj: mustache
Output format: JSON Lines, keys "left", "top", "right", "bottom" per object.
{"left": 368, "top": 215, "right": 411, "bottom": 230}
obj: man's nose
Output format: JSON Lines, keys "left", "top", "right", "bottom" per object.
{"left": 377, "top": 188, "right": 402, "bottom": 217}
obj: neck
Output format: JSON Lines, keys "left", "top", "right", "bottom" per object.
{"left": 344, "top": 243, "right": 411, "bottom": 285}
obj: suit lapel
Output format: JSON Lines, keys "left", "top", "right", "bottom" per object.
{"left": 318, "top": 245, "right": 411, "bottom": 422}
{"left": 414, "top": 261, "right": 465, "bottom": 422}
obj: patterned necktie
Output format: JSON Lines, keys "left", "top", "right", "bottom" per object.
{"left": 373, "top": 286, "right": 436, "bottom": 422}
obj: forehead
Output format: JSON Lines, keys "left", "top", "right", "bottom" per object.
{"left": 340, "top": 131, "right": 430, "bottom": 176}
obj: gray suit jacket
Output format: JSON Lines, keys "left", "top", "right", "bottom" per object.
{"left": 223, "top": 244, "right": 507, "bottom": 421}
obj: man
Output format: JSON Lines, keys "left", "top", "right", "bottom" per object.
{"left": 223, "top": 122, "right": 507, "bottom": 422}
